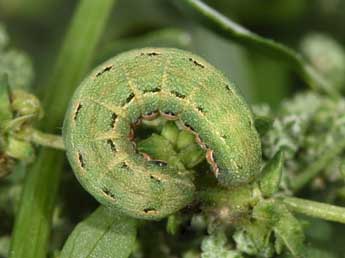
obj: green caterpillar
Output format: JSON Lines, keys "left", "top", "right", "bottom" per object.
{"left": 63, "top": 48, "right": 262, "bottom": 220}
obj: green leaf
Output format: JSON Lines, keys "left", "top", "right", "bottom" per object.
{"left": 273, "top": 211, "right": 305, "bottom": 258}
{"left": 60, "top": 206, "right": 137, "bottom": 258}
{"left": 259, "top": 151, "right": 284, "bottom": 197}
{"left": 176, "top": 130, "right": 195, "bottom": 150}
{"left": 161, "top": 121, "right": 180, "bottom": 146}
{"left": 253, "top": 200, "right": 305, "bottom": 258}
{"left": 137, "top": 133, "right": 185, "bottom": 169}
{"left": 178, "top": 143, "right": 205, "bottom": 169}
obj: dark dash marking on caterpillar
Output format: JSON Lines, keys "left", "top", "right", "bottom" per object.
{"left": 183, "top": 122, "right": 195, "bottom": 133}
{"left": 142, "top": 111, "right": 159, "bottom": 120}
{"left": 102, "top": 187, "right": 116, "bottom": 200}
{"left": 111, "top": 113, "right": 117, "bottom": 128}
{"left": 143, "top": 87, "right": 161, "bottom": 93}
{"left": 149, "top": 160, "right": 168, "bottom": 167}
{"left": 125, "top": 93, "right": 135, "bottom": 104}
{"left": 143, "top": 208, "right": 157, "bottom": 214}
{"left": 188, "top": 58, "right": 205, "bottom": 68}
{"left": 196, "top": 106, "right": 205, "bottom": 113}
{"left": 160, "top": 111, "right": 178, "bottom": 120}
{"left": 147, "top": 52, "right": 160, "bottom": 57}
{"left": 78, "top": 152, "right": 85, "bottom": 169}
{"left": 248, "top": 119, "right": 252, "bottom": 127}
{"left": 171, "top": 90, "right": 186, "bottom": 99}
{"left": 150, "top": 175, "right": 162, "bottom": 183}
{"left": 96, "top": 64, "right": 113, "bottom": 77}
{"left": 120, "top": 162, "right": 129, "bottom": 169}
{"left": 73, "top": 103, "right": 82, "bottom": 121}
{"left": 140, "top": 52, "right": 161, "bottom": 57}
{"left": 107, "top": 139, "right": 117, "bottom": 152}
{"left": 225, "top": 84, "right": 233, "bottom": 94}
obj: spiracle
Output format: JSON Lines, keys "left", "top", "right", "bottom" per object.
{"left": 63, "top": 48, "right": 262, "bottom": 220}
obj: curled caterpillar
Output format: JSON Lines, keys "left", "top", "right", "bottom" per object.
{"left": 63, "top": 48, "right": 262, "bottom": 220}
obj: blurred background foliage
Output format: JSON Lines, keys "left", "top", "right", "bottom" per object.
{"left": 1, "top": 0, "right": 344, "bottom": 105}
{"left": 1, "top": 0, "right": 345, "bottom": 257}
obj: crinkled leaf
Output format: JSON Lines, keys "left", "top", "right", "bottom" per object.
{"left": 259, "top": 151, "right": 284, "bottom": 197}
{"left": 60, "top": 206, "right": 137, "bottom": 258}
{"left": 178, "top": 143, "right": 205, "bottom": 168}
{"left": 233, "top": 221, "right": 274, "bottom": 257}
{"left": 201, "top": 230, "right": 243, "bottom": 258}
{"left": 253, "top": 200, "right": 305, "bottom": 258}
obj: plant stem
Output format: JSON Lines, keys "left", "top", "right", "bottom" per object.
{"left": 29, "top": 129, "right": 65, "bottom": 150}
{"left": 290, "top": 137, "right": 345, "bottom": 192}
{"left": 9, "top": 1, "right": 116, "bottom": 258}
{"left": 175, "top": 0, "right": 338, "bottom": 97}
{"left": 282, "top": 196, "right": 345, "bottom": 224}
